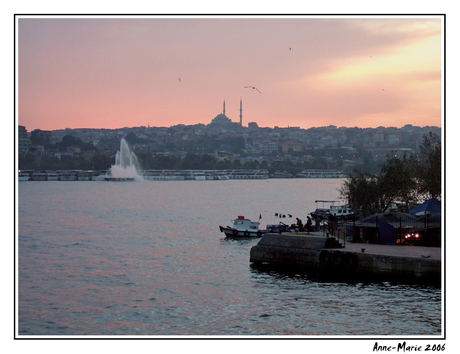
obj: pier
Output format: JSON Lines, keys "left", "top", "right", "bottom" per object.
{"left": 249, "top": 233, "right": 441, "bottom": 285}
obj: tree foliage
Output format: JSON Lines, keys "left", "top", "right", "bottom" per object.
{"left": 340, "top": 172, "right": 382, "bottom": 217}
{"left": 341, "top": 133, "right": 441, "bottom": 217}
{"left": 414, "top": 132, "right": 441, "bottom": 199}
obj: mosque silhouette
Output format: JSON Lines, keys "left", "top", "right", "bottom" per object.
{"left": 210, "top": 99, "right": 243, "bottom": 126}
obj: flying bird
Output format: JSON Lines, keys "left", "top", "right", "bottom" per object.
{"left": 244, "top": 86, "right": 262, "bottom": 94}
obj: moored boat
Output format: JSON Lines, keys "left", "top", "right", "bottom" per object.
{"left": 46, "top": 171, "right": 59, "bottom": 181}
{"left": 32, "top": 171, "right": 47, "bottom": 181}
{"left": 219, "top": 216, "right": 267, "bottom": 238}
{"left": 18, "top": 170, "right": 31, "bottom": 181}
{"left": 59, "top": 171, "right": 76, "bottom": 181}
{"left": 330, "top": 204, "right": 354, "bottom": 219}
{"left": 219, "top": 216, "right": 290, "bottom": 238}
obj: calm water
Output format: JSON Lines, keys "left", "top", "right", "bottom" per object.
{"left": 17, "top": 179, "right": 442, "bottom": 336}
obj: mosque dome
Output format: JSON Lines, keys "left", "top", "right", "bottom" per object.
{"left": 211, "top": 113, "right": 232, "bottom": 124}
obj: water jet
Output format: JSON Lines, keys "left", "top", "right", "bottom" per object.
{"left": 105, "top": 138, "right": 143, "bottom": 181}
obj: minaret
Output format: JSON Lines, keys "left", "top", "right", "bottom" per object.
{"left": 223, "top": 99, "right": 226, "bottom": 116}
{"left": 239, "top": 98, "right": 243, "bottom": 126}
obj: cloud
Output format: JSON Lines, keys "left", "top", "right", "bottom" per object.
{"left": 17, "top": 16, "right": 443, "bottom": 130}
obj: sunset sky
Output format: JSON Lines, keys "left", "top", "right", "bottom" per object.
{"left": 17, "top": 15, "right": 443, "bottom": 131}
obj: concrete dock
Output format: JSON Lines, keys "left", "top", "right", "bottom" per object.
{"left": 249, "top": 233, "right": 441, "bottom": 285}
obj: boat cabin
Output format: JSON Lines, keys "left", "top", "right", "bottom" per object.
{"left": 232, "top": 216, "right": 260, "bottom": 231}
{"left": 330, "top": 205, "right": 354, "bottom": 217}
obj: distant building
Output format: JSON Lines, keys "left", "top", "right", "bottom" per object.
{"left": 261, "top": 141, "right": 279, "bottom": 155}
{"left": 209, "top": 100, "right": 233, "bottom": 126}
{"left": 281, "top": 142, "right": 304, "bottom": 153}
{"left": 18, "top": 125, "right": 31, "bottom": 154}
{"left": 208, "top": 100, "right": 245, "bottom": 131}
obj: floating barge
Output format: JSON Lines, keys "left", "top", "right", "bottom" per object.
{"left": 249, "top": 233, "right": 441, "bottom": 285}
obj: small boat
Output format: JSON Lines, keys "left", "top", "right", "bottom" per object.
{"left": 32, "top": 171, "right": 47, "bottom": 181}
{"left": 330, "top": 204, "right": 354, "bottom": 219}
{"left": 18, "top": 170, "right": 31, "bottom": 181}
{"left": 219, "top": 216, "right": 268, "bottom": 238}
{"left": 59, "top": 171, "right": 76, "bottom": 181}
{"left": 46, "top": 171, "right": 59, "bottom": 181}
{"left": 219, "top": 216, "right": 291, "bottom": 238}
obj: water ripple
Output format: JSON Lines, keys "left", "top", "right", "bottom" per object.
{"left": 18, "top": 180, "right": 441, "bottom": 336}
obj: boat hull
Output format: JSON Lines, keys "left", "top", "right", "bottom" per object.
{"left": 219, "top": 226, "right": 266, "bottom": 238}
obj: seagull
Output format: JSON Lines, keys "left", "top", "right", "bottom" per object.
{"left": 244, "top": 86, "right": 262, "bottom": 94}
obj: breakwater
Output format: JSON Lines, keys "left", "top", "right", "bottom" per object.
{"left": 249, "top": 233, "right": 441, "bottom": 285}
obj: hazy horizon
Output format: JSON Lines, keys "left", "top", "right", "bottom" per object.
{"left": 22, "top": 121, "right": 442, "bottom": 132}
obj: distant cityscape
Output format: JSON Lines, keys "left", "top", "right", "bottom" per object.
{"left": 18, "top": 100, "right": 441, "bottom": 178}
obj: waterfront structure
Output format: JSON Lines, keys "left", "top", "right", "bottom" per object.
{"left": 249, "top": 233, "right": 441, "bottom": 285}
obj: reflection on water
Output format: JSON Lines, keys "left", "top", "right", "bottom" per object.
{"left": 18, "top": 180, "right": 441, "bottom": 336}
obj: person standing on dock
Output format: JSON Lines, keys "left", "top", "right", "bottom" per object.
{"left": 306, "top": 216, "right": 312, "bottom": 232}
{"left": 296, "top": 217, "right": 304, "bottom": 231}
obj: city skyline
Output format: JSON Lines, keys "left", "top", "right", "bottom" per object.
{"left": 17, "top": 15, "right": 443, "bottom": 132}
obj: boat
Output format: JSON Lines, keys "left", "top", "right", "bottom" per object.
{"left": 32, "top": 171, "right": 47, "bottom": 181}
{"left": 192, "top": 171, "right": 206, "bottom": 181}
{"left": 330, "top": 204, "right": 354, "bottom": 219}
{"left": 226, "top": 169, "right": 269, "bottom": 179}
{"left": 46, "top": 171, "right": 59, "bottom": 181}
{"left": 219, "top": 216, "right": 268, "bottom": 238}
{"left": 310, "top": 200, "right": 336, "bottom": 219}
{"left": 311, "top": 200, "right": 355, "bottom": 220}
{"left": 141, "top": 170, "right": 185, "bottom": 181}
{"left": 219, "top": 216, "right": 290, "bottom": 238}
{"left": 59, "top": 171, "right": 76, "bottom": 181}
{"left": 77, "top": 171, "right": 92, "bottom": 181}
{"left": 104, "top": 176, "right": 135, "bottom": 181}
{"left": 296, "top": 170, "right": 346, "bottom": 178}
{"left": 18, "top": 170, "right": 31, "bottom": 181}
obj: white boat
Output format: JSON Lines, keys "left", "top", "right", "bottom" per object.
{"left": 297, "top": 170, "right": 346, "bottom": 178}
{"left": 18, "top": 171, "right": 31, "bottom": 181}
{"left": 193, "top": 171, "right": 206, "bottom": 181}
{"left": 46, "top": 171, "right": 59, "bottom": 181}
{"left": 77, "top": 171, "right": 92, "bottom": 181}
{"left": 219, "top": 216, "right": 292, "bottom": 238}
{"left": 226, "top": 169, "right": 268, "bottom": 179}
{"left": 32, "top": 171, "right": 47, "bottom": 181}
{"left": 60, "top": 171, "right": 76, "bottom": 181}
{"left": 219, "top": 216, "right": 267, "bottom": 238}
{"left": 142, "top": 170, "right": 185, "bottom": 181}
{"left": 330, "top": 205, "right": 354, "bottom": 218}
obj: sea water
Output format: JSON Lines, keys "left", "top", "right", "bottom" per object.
{"left": 17, "top": 179, "right": 442, "bottom": 336}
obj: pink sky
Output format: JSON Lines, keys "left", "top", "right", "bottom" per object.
{"left": 17, "top": 16, "right": 443, "bottom": 131}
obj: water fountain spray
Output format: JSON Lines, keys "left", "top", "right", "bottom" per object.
{"left": 109, "top": 138, "right": 143, "bottom": 181}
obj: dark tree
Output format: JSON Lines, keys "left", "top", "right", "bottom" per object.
{"left": 379, "top": 154, "right": 417, "bottom": 208}
{"left": 341, "top": 133, "right": 442, "bottom": 217}
{"left": 340, "top": 172, "right": 382, "bottom": 217}
{"left": 414, "top": 132, "right": 441, "bottom": 199}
